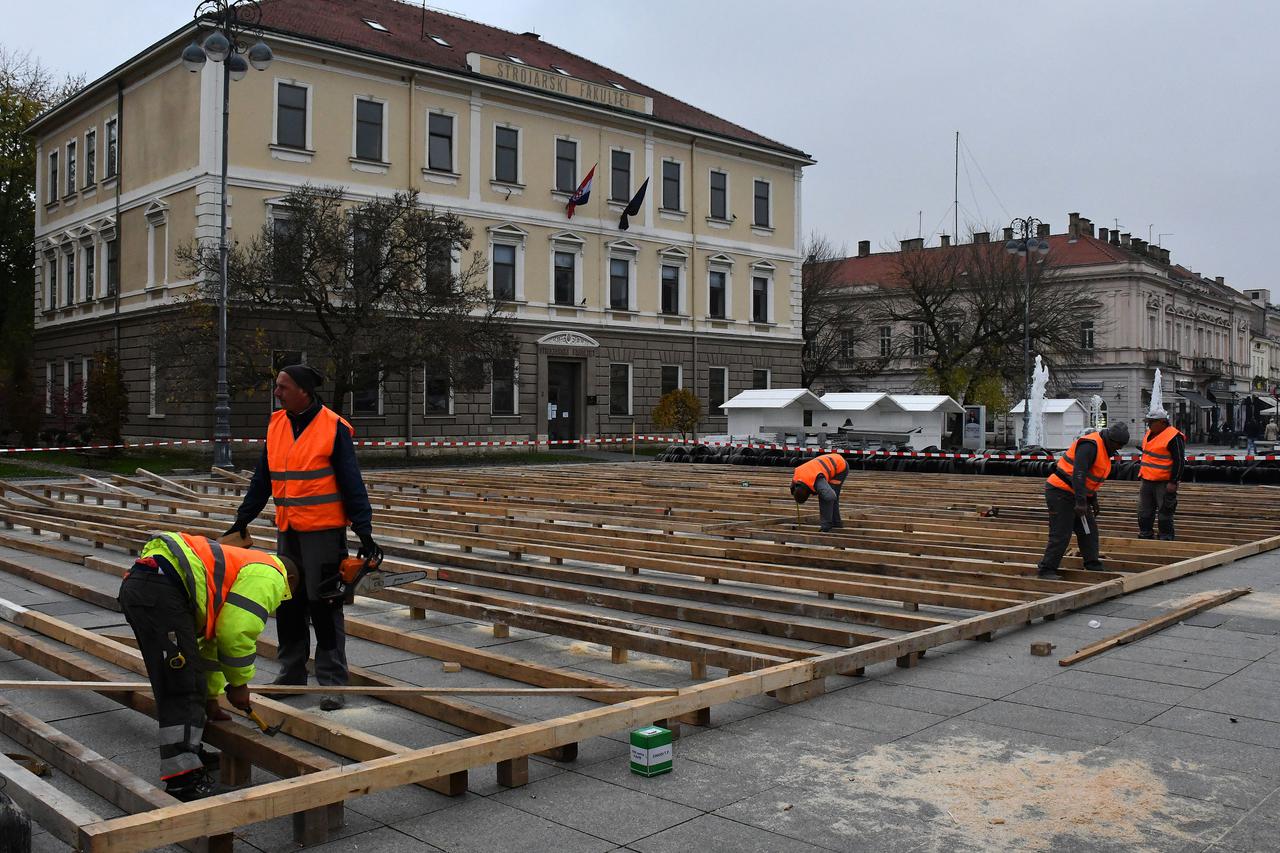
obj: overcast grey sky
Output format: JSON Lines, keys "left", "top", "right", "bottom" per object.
{"left": 8, "top": 1, "right": 1277, "bottom": 290}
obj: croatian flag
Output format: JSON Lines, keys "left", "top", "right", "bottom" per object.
{"left": 566, "top": 164, "right": 596, "bottom": 219}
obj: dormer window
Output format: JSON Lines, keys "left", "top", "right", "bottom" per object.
{"left": 551, "top": 65, "right": 570, "bottom": 75}
{"left": 505, "top": 54, "right": 526, "bottom": 64}
{"left": 363, "top": 19, "right": 389, "bottom": 32}
{"left": 428, "top": 34, "right": 450, "bottom": 46}
{"left": 610, "top": 81, "right": 627, "bottom": 90}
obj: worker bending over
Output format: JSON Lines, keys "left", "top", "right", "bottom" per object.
{"left": 117, "top": 531, "right": 295, "bottom": 801}
{"left": 1036, "top": 423, "right": 1129, "bottom": 580}
{"left": 1137, "top": 405, "right": 1184, "bottom": 540}
{"left": 791, "top": 452, "right": 849, "bottom": 532}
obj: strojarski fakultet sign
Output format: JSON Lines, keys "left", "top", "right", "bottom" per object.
{"left": 466, "top": 53, "right": 654, "bottom": 115}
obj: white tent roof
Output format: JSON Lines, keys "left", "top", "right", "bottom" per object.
{"left": 1009, "top": 398, "right": 1087, "bottom": 414}
{"left": 819, "top": 392, "right": 907, "bottom": 413}
{"left": 720, "top": 388, "right": 829, "bottom": 410}
{"left": 889, "top": 394, "right": 966, "bottom": 414}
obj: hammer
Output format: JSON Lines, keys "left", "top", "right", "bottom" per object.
{"left": 244, "top": 704, "right": 282, "bottom": 737}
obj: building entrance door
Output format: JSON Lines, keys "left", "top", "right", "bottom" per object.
{"left": 547, "top": 360, "right": 581, "bottom": 443}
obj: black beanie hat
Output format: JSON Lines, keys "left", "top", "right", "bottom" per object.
{"left": 282, "top": 364, "right": 325, "bottom": 397}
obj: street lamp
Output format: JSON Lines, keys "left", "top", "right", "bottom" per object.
{"left": 182, "top": 1, "right": 272, "bottom": 468}
{"left": 1006, "top": 217, "right": 1051, "bottom": 447}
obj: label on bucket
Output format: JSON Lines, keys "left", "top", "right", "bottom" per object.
{"left": 630, "top": 743, "right": 672, "bottom": 766}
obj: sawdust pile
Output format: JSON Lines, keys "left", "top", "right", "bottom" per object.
{"left": 789, "top": 736, "right": 1217, "bottom": 852}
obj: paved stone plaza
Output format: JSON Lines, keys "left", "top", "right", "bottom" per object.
{"left": 3, "top": 541, "right": 1278, "bottom": 853}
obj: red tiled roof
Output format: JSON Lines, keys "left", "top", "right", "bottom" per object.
{"left": 253, "top": 0, "right": 807, "bottom": 157}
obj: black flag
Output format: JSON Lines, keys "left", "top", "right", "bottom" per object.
{"left": 618, "top": 177, "right": 649, "bottom": 230}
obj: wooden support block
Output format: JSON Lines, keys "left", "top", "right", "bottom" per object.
{"left": 610, "top": 646, "right": 628, "bottom": 664}
{"left": 770, "top": 677, "right": 825, "bottom": 705}
{"left": 705, "top": 576, "right": 719, "bottom": 584}
{"left": 496, "top": 756, "right": 529, "bottom": 787}
{"left": 897, "top": 651, "right": 920, "bottom": 668}
{"left": 293, "top": 807, "right": 331, "bottom": 846}
{"left": 462, "top": 545, "right": 472, "bottom": 553}
{"left": 1030, "top": 642, "right": 1056, "bottom": 657}
{"left": 624, "top": 566, "right": 639, "bottom": 575}
{"left": 690, "top": 660, "right": 707, "bottom": 679}
{"left": 903, "top": 601, "right": 919, "bottom": 611}
{"left": 675, "top": 707, "right": 712, "bottom": 727}
{"left": 493, "top": 622, "right": 510, "bottom": 639}
{"left": 1043, "top": 613, "right": 1059, "bottom": 622}
{"left": 850, "top": 667, "right": 865, "bottom": 677}
{"left": 442, "top": 661, "right": 462, "bottom": 673}
{"left": 820, "top": 591, "right": 835, "bottom": 600}
{"left": 651, "top": 719, "right": 681, "bottom": 739}
{"left": 508, "top": 549, "right": 523, "bottom": 560}
{"left": 220, "top": 752, "right": 251, "bottom": 786}
{"left": 974, "top": 631, "right": 994, "bottom": 643}
{"left": 549, "top": 556, "right": 563, "bottom": 565}
{"left": 409, "top": 607, "right": 427, "bottom": 620}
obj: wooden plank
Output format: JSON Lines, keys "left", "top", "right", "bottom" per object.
{"left": 1058, "top": 587, "right": 1252, "bottom": 666}
{"left": 0, "top": 749, "right": 103, "bottom": 847}
{"left": 0, "top": 681, "right": 677, "bottom": 699}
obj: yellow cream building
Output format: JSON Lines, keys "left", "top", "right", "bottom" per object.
{"left": 31, "top": 0, "right": 812, "bottom": 442}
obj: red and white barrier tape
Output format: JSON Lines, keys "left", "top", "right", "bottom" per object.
{"left": 0, "top": 434, "right": 1276, "bottom": 464}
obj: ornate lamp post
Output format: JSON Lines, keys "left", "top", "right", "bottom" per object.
{"left": 1005, "top": 218, "right": 1051, "bottom": 447}
{"left": 181, "top": 1, "right": 273, "bottom": 468}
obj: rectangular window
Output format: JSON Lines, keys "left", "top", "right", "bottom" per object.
{"left": 753, "top": 180, "right": 770, "bottom": 227}
{"left": 609, "top": 257, "right": 630, "bottom": 310}
{"left": 277, "top": 82, "right": 308, "bottom": 149}
{"left": 105, "top": 118, "right": 118, "bottom": 178}
{"left": 554, "top": 138, "right": 577, "bottom": 192}
{"left": 751, "top": 276, "right": 769, "bottom": 323}
{"left": 709, "top": 170, "right": 727, "bottom": 220}
{"left": 47, "top": 256, "right": 58, "bottom": 309}
{"left": 709, "top": 367, "right": 728, "bottom": 413}
{"left": 661, "top": 264, "right": 680, "bottom": 315}
{"left": 350, "top": 357, "right": 382, "bottom": 416}
{"left": 708, "top": 270, "right": 726, "bottom": 319}
{"left": 610, "top": 149, "right": 631, "bottom": 202}
{"left": 66, "top": 140, "right": 76, "bottom": 194}
{"left": 879, "top": 326, "right": 892, "bottom": 358}
{"left": 428, "top": 112, "right": 453, "bottom": 171}
{"left": 553, "top": 250, "right": 575, "bottom": 305}
{"left": 912, "top": 324, "right": 926, "bottom": 356}
{"left": 424, "top": 368, "right": 451, "bottom": 415}
{"left": 84, "top": 129, "right": 96, "bottom": 184}
{"left": 491, "top": 359, "right": 516, "bottom": 415}
{"left": 609, "top": 363, "right": 631, "bottom": 415}
{"left": 355, "top": 98, "right": 384, "bottom": 161}
{"left": 84, "top": 245, "right": 95, "bottom": 299}
{"left": 271, "top": 217, "right": 295, "bottom": 286}
{"left": 752, "top": 369, "right": 770, "bottom": 390}
{"left": 65, "top": 253, "right": 75, "bottom": 305}
{"left": 271, "top": 350, "right": 304, "bottom": 410}
{"left": 494, "top": 126, "right": 519, "bottom": 183}
{"left": 47, "top": 150, "right": 58, "bottom": 203}
{"left": 45, "top": 363, "right": 53, "bottom": 414}
{"left": 1081, "top": 320, "right": 1095, "bottom": 350}
{"left": 352, "top": 221, "right": 379, "bottom": 289}
{"left": 492, "top": 243, "right": 516, "bottom": 300}
{"left": 148, "top": 357, "right": 163, "bottom": 417}
{"left": 82, "top": 356, "right": 90, "bottom": 414}
{"left": 661, "top": 160, "right": 681, "bottom": 211}
{"left": 660, "top": 365, "right": 681, "bottom": 396}
{"left": 105, "top": 238, "right": 119, "bottom": 296}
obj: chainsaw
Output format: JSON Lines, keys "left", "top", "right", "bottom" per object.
{"left": 335, "top": 553, "right": 425, "bottom": 602}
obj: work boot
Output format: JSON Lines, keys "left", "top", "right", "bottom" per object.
{"left": 1137, "top": 532, "right": 1154, "bottom": 540}
{"left": 1157, "top": 534, "right": 1175, "bottom": 541}
{"left": 165, "top": 768, "right": 231, "bottom": 802}
{"left": 320, "top": 694, "right": 345, "bottom": 711}
{"left": 819, "top": 525, "right": 833, "bottom": 533}
{"left": 196, "top": 745, "right": 221, "bottom": 773}
{"left": 1036, "top": 569, "right": 1064, "bottom": 581}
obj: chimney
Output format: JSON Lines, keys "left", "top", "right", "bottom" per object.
{"left": 1121, "top": 233, "right": 1131, "bottom": 247}
{"left": 1002, "top": 227, "right": 1014, "bottom": 241}
{"left": 973, "top": 231, "right": 990, "bottom": 244}
{"left": 940, "top": 234, "right": 951, "bottom": 248}
{"left": 1036, "top": 223, "right": 1050, "bottom": 238}
{"left": 900, "top": 237, "right": 924, "bottom": 252}
{"left": 1080, "top": 217, "right": 1094, "bottom": 237}
{"left": 1132, "top": 237, "right": 1147, "bottom": 254}
{"left": 1098, "top": 227, "right": 1109, "bottom": 242}
{"left": 1215, "top": 275, "right": 1225, "bottom": 287}
{"left": 857, "top": 240, "right": 870, "bottom": 257}
{"left": 1068, "top": 211, "right": 1080, "bottom": 239}
{"left": 1110, "top": 230, "right": 1121, "bottom": 246}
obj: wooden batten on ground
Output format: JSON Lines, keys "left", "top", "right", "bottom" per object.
{"left": 0, "top": 462, "right": 1275, "bottom": 852}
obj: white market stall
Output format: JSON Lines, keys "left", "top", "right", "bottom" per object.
{"left": 1010, "top": 398, "right": 1089, "bottom": 450}
{"left": 886, "top": 395, "right": 967, "bottom": 450}
{"left": 720, "top": 388, "right": 830, "bottom": 442}
{"left": 817, "top": 393, "right": 913, "bottom": 446}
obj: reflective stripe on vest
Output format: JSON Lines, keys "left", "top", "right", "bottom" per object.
{"left": 1140, "top": 425, "right": 1182, "bottom": 482}
{"left": 266, "top": 405, "right": 353, "bottom": 532}
{"left": 1046, "top": 432, "right": 1112, "bottom": 496}
{"left": 154, "top": 532, "right": 287, "bottom": 641}
{"left": 792, "top": 453, "right": 848, "bottom": 490}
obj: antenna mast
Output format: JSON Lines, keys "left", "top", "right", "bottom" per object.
{"left": 954, "top": 131, "right": 959, "bottom": 240}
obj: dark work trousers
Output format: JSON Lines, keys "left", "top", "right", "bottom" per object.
{"left": 117, "top": 570, "right": 205, "bottom": 781}
{"left": 817, "top": 478, "right": 844, "bottom": 530}
{"left": 1137, "top": 479, "right": 1176, "bottom": 539}
{"left": 275, "top": 527, "right": 348, "bottom": 686}
{"left": 1037, "top": 486, "right": 1103, "bottom": 574}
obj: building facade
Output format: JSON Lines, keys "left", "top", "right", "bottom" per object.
{"left": 30, "top": 0, "right": 811, "bottom": 443}
{"left": 830, "top": 213, "right": 1262, "bottom": 443}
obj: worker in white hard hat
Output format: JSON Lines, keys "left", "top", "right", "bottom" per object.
{"left": 1137, "top": 404, "right": 1184, "bottom": 540}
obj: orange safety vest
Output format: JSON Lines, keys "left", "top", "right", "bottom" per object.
{"left": 792, "top": 453, "right": 848, "bottom": 490}
{"left": 266, "top": 405, "right": 353, "bottom": 532}
{"left": 1139, "top": 425, "right": 1182, "bottom": 482}
{"left": 178, "top": 533, "right": 287, "bottom": 640}
{"left": 1047, "top": 432, "right": 1112, "bottom": 496}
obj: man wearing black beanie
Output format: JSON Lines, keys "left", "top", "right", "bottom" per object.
{"left": 224, "top": 363, "right": 379, "bottom": 710}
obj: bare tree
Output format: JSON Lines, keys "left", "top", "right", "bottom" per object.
{"left": 164, "top": 184, "right": 514, "bottom": 414}
{"left": 800, "top": 234, "right": 885, "bottom": 389}
{"left": 865, "top": 237, "right": 1099, "bottom": 405}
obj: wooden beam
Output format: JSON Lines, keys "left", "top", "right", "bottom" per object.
{"left": 0, "top": 681, "right": 677, "bottom": 699}
{"left": 0, "top": 749, "right": 103, "bottom": 847}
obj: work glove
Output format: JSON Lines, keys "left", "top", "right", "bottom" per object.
{"left": 1167, "top": 481, "right": 1179, "bottom": 493}
{"left": 222, "top": 520, "right": 248, "bottom": 540}
{"left": 357, "top": 532, "right": 383, "bottom": 566}
{"left": 224, "top": 683, "right": 251, "bottom": 711}
{"left": 205, "top": 698, "right": 231, "bottom": 722}
{"left": 1073, "top": 499, "right": 1088, "bottom": 518}
{"left": 1088, "top": 495, "right": 1101, "bottom": 517}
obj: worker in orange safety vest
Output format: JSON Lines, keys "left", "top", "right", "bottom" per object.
{"left": 1036, "top": 423, "right": 1129, "bottom": 580}
{"left": 790, "top": 452, "right": 849, "bottom": 532}
{"left": 1137, "top": 405, "right": 1184, "bottom": 540}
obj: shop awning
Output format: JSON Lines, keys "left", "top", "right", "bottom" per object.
{"left": 1178, "top": 390, "right": 1216, "bottom": 409}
